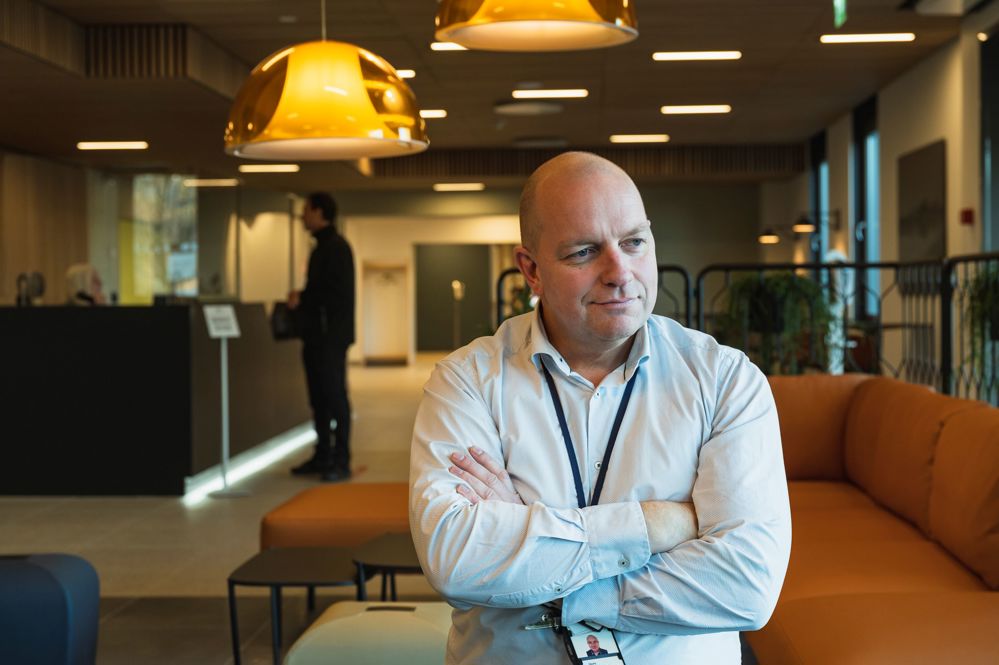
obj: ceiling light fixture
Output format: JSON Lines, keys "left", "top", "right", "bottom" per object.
{"left": 978, "top": 32, "right": 989, "bottom": 43}
{"left": 238, "top": 164, "right": 300, "bottom": 173}
{"left": 512, "top": 89, "right": 588, "bottom": 99}
{"left": 76, "top": 141, "right": 149, "bottom": 150}
{"left": 758, "top": 229, "right": 781, "bottom": 245}
{"left": 224, "top": 0, "right": 427, "bottom": 160}
{"left": 433, "top": 183, "right": 485, "bottom": 192}
{"left": 494, "top": 100, "right": 564, "bottom": 116}
{"left": 819, "top": 33, "right": 915, "bottom": 44}
{"left": 396, "top": 69, "right": 416, "bottom": 78}
{"left": 435, "top": 0, "right": 637, "bottom": 51}
{"left": 791, "top": 220, "right": 817, "bottom": 234}
{"left": 183, "top": 178, "right": 241, "bottom": 187}
{"left": 431, "top": 41, "right": 468, "bottom": 51}
{"left": 609, "top": 134, "right": 670, "bottom": 143}
{"left": 652, "top": 51, "right": 742, "bottom": 61}
{"left": 661, "top": 104, "right": 731, "bottom": 114}
{"left": 419, "top": 109, "right": 448, "bottom": 119}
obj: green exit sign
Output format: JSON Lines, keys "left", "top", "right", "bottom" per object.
{"left": 834, "top": 0, "right": 847, "bottom": 28}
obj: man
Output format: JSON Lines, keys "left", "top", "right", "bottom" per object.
{"left": 289, "top": 192, "right": 355, "bottom": 482}
{"left": 409, "top": 152, "right": 791, "bottom": 663}
{"left": 585, "top": 635, "right": 608, "bottom": 657}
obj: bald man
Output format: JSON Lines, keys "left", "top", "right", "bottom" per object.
{"left": 410, "top": 152, "right": 791, "bottom": 664}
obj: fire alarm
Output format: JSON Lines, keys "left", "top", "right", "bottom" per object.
{"left": 960, "top": 208, "right": 975, "bottom": 226}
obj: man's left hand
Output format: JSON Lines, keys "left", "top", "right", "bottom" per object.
{"left": 449, "top": 447, "right": 524, "bottom": 505}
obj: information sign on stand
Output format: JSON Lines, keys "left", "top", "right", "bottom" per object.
{"left": 203, "top": 305, "right": 249, "bottom": 498}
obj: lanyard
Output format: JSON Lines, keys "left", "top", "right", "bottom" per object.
{"left": 541, "top": 363, "right": 640, "bottom": 509}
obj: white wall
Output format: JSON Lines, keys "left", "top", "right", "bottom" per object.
{"left": 759, "top": 173, "right": 810, "bottom": 263}
{"left": 342, "top": 214, "right": 521, "bottom": 364}
{"left": 827, "top": 113, "right": 853, "bottom": 257}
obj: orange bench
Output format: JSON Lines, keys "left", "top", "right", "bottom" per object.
{"left": 261, "top": 483, "right": 410, "bottom": 550}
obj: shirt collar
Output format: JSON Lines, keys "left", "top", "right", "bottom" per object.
{"left": 526, "top": 307, "right": 651, "bottom": 384}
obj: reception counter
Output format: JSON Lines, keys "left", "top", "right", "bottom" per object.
{"left": 0, "top": 303, "right": 311, "bottom": 495}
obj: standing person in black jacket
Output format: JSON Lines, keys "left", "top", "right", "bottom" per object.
{"left": 287, "top": 192, "right": 356, "bottom": 481}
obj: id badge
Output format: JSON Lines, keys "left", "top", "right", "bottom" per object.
{"left": 559, "top": 622, "right": 625, "bottom": 664}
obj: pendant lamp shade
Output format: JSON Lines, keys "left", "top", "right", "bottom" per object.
{"left": 435, "top": 0, "right": 637, "bottom": 51}
{"left": 225, "top": 40, "right": 428, "bottom": 159}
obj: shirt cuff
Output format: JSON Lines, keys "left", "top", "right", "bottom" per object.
{"left": 581, "top": 500, "right": 651, "bottom": 580}
{"left": 561, "top": 577, "right": 621, "bottom": 628}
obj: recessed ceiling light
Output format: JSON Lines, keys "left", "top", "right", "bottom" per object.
{"left": 652, "top": 51, "right": 742, "bottom": 61}
{"left": 494, "top": 100, "right": 564, "bottom": 116}
{"left": 431, "top": 41, "right": 467, "bottom": 51}
{"left": 609, "top": 134, "right": 670, "bottom": 143}
{"left": 433, "top": 183, "right": 485, "bottom": 192}
{"left": 820, "top": 33, "right": 915, "bottom": 44}
{"left": 978, "top": 32, "right": 989, "bottom": 42}
{"left": 237, "top": 164, "right": 300, "bottom": 173}
{"left": 420, "top": 109, "right": 447, "bottom": 119}
{"left": 661, "top": 104, "right": 731, "bottom": 115}
{"left": 76, "top": 141, "right": 149, "bottom": 150}
{"left": 183, "top": 178, "right": 241, "bottom": 187}
{"left": 512, "top": 89, "right": 588, "bottom": 99}
{"left": 396, "top": 69, "right": 416, "bottom": 79}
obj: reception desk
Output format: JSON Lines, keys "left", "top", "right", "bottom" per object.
{"left": 0, "top": 303, "right": 311, "bottom": 495}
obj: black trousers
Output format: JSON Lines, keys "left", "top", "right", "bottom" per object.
{"left": 302, "top": 340, "right": 351, "bottom": 468}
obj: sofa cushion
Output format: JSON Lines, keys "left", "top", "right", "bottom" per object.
{"left": 787, "top": 480, "right": 878, "bottom": 511}
{"left": 843, "top": 377, "right": 981, "bottom": 533}
{"left": 768, "top": 374, "right": 871, "bottom": 481}
{"left": 930, "top": 406, "right": 999, "bottom": 589}
{"left": 747, "top": 592, "right": 999, "bottom": 665}
{"left": 781, "top": 531, "right": 985, "bottom": 602}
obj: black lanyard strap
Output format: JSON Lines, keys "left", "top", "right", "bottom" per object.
{"left": 542, "top": 363, "right": 640, "bottom": 509}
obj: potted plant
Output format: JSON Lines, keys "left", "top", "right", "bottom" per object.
{"left": 717, "top": 272, "right": 833, "bottom": 375}
{"left": 967, "top": 267, "right": 999, "bottom": 343}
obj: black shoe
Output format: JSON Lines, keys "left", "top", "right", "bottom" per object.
{"left": 291, "top": 456, "right": 328, "bottom": 476}
{"left": 320, "top": 464, "right": 351, "bottom": 483}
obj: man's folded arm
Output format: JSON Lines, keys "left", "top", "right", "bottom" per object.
{"left": 561, "top": 355, "right": 792, "bottom": 636}
{"left": 409, "top": 361, "right": 654, "bottom": 609}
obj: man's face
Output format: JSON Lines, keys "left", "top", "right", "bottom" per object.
{"left": 301, "top": 204, "right": 326, "bottom": 232}
{"left": 587, "top": 636, "right": 600, "bottom": 651}
{"left": 517, "top": 168, "right": 657, "bottom": 355}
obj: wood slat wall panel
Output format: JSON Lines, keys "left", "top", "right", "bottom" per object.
{"left": 0, "top": 0, "right": 85, "bottom": 74}
{"left": 0, "top": 151, "right": 88, "bottom": 305}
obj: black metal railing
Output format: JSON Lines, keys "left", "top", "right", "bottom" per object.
{"left": 946, "top": 252, "right": 999, "bottom": 405}
{"left": 492, "top": 255, "right": 999, "bottom": 407}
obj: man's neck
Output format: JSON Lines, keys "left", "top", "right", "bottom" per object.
{"left": 542, "top": 313, "right": 636, "bottom": 385}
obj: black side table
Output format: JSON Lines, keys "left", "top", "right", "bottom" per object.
{"left": 227, "top": 547, "right": 359, "bottom": 665}
{"left": 351, "top": 532, "right": 423, "bottom": 601}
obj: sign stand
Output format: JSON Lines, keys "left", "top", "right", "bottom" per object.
{"left": 203, "top": 305, "right": 250, "bottom": 499}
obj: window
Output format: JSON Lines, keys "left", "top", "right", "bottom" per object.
{"left": 853, "top": 97, "right": 879, "bottom": 318}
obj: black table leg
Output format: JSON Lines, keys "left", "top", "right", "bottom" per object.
{"left": 356, "top": 563, "right": 367, "bottom": 601}
{"left": 270, "top": 585, "right": 283, "bottom": 665}
{"left": 390, "top": 571, "right": 398, "bottom": 601}
{"left": 380, "top": 569, "right": 388, "bottom": 601}
{"left": 228, "top": 580, "right": 242, "bottom": 665}
{"left": 307, "top": 585, "right": 316, "bottom": 613}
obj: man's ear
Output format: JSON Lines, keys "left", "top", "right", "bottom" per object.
{"left": 514, "top": 245, "right": 541, "bottom": 295}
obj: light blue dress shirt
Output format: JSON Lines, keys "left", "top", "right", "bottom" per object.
{"left": 410, "top": 310, "right": 791, "bottom": 664}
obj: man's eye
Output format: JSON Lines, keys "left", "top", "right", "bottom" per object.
{"left": 567, "top": 248, "right": 594, "bottom": 259}
{"left": 623, "top": 238, "right": 646, "bottom": 249}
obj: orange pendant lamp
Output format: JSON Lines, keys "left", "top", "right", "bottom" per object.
{"left": 435, "top": 0, "right": 638, "bottom": 52}
{"left": 225, "top": 3, "right": 427, "bottom": 159}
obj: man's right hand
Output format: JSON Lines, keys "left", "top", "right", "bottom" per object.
{"left": 287, "top": 290, "right": 301, "bottom": 310}
{"left": 640, "top": 500, "right": 698, "bottom": 553}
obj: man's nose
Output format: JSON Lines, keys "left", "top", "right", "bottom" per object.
{"left": 600, "top": 247, "right": 633, "bottom": 286}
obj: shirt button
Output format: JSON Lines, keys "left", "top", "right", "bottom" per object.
{"left": 594, "top": 461, "right": 602, "bottom": 470}
{"left": 619, "top": 558, "right": 629, "bottom": 568}
{"left": 554, "top": 585, "right": 563, "bottom": 593}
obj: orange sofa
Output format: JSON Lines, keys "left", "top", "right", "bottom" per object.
{"left": 748, "top": 375, "right": 999, "bottom": 664}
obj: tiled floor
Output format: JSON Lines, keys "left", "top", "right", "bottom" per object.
{"left": 0, "top": 352, "right": 758, "bottom": 664}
